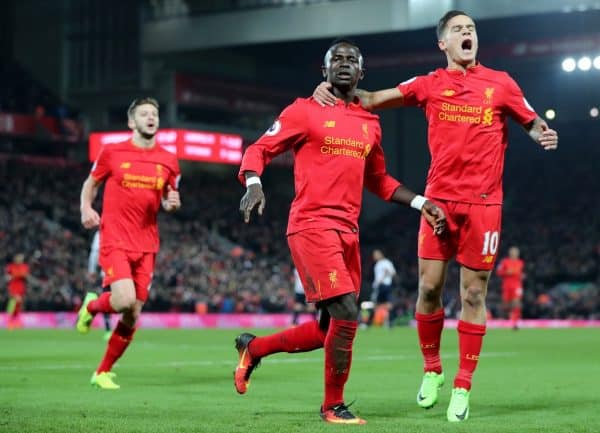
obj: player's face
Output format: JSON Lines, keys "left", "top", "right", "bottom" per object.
{"left": 323, "top": 44, "right": 364, "bottom": 91}
{"left": 129, "top": 103, "right": 159, "bottom": 138}
{"left": 438, "top": 14, "right": 478, "bottom": 67}
{"left": 509, "top": 247, "right": 520, "bottom": 259}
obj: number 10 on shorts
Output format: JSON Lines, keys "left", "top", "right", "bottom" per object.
{"left": 481, "top": 231, "right": 499, "bottom": 255}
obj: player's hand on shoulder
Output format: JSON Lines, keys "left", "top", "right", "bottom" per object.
{"left": 535, "top": 119, "right": 558, "bottom": 151}
{"left": 313, "top": 82, "right": 337, "bottom": 107}
{"left": 422, "top": 200, "right": 446, "bottom": 235}
{"left": 162, "top": 185, "right": 181, "bottom": 212}
{"left": 81, "top": 206, "right": 100, "bottom": 229}
{"left": 239, "top": 184, "right": 266, "bottom": 224}
{"left": 539, "top": 124, "right": 558, "bottom": 151}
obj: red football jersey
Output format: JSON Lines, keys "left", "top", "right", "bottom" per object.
{"left": 496, "top": 258, "right": 524, "bottom": 290}
{"left": 398, "top": 63, "right": 537, "bottom": 204}
{"left": 6, "top": 263, "right": 29, "bottom": 293}
{"left": 91, "top": 140, "right": 180, "bottom": 253}
{"left": 239, "top": 97, "right": 401, "bottom": 235}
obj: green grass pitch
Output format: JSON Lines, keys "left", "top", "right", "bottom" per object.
{"left": 1, "top": 327, "right": 599, "bottom": 433}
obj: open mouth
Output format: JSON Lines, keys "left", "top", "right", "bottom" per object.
{"left": 461, "top": 39, "right": 473, "bottom": 52}
{"left": 337, "top": 71, "right": 352, "bottom": 79}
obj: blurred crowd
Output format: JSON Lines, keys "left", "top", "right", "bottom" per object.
{"left": 1, "top": 123, "right": 598, "bottom": 320}
{"left": 0, "top": 61, "right": 76, "bottom": 119}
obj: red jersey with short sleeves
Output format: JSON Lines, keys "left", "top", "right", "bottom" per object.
{"left": 91, "top": 141, "right": 180, "bottom": 253}
{"left": 398, "top": 64, "right": 538, "bottom": 204}
{"left": 239, "top": 97, "right": 401, "bottom": 235}
{"left": 496, "top": 258, "right": 524, "bottom": 290}
{"left": 6, "top": 263, "right": 29, "bottom": 294}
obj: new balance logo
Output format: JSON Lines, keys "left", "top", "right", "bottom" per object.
{"left": 323, "top": 120, "right": 336, "bottom": 128}
{"left": 442, "top": 89, "right": 455, "bottom": 96}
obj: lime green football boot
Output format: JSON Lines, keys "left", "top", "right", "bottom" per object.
{"left": 76, "top": 292, "right": 98, "bottom": 334}
{"left": 416, "top": 371, "right": 445, "bottom": 409}
{"left": 447, "top": 387, "right": 470, "bottom": 422}
{"left": 90, "top": 372, "right": 120, "bottom": 390}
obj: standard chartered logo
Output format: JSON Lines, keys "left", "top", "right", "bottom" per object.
{"left": 321, "top": 135, "right": 371, "bottom": 160}
{"left": 437, "top": 103, "right": 494, "bottom": 126}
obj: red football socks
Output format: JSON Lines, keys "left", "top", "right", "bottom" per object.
{"left": 323, "top": 319, "right": 358, "bottom": 409}
{"left": 510, "top": 307, "right": 521, "bottom": 323}
{"left": 415, "top": 308, "right": 445, "bottom": 374}
{"left": 96, "top": 320, "right": 135, "bottom": 373}
{"left": 249, "top": 320, "right": 326, "bottom": 358}
{"left": 454, "top": 320, "right": 486, "bottom": 390}
{"left": 11, "top": 299, "right": 22, "bottom": 319}
{"left": 87, "top": 292, "right": 116, "bottom": 315}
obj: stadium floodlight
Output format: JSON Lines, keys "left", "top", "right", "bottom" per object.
{"left": 561, "top": 57, "right": 576, "bottom": 72}
{"left": 593, "top": 56, "right": 600, "bottom": 70}
{"left": 590, "top": 107, "right": 599, "bottom": 118}
{"left": 545, "top": 109, "right": 556, "bottom": 120}
{"left": 577, "top": 56, "right": 592, "bottom": 71}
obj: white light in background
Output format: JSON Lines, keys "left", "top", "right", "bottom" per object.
{"left": 593, "top": 56, "right": 600, "bottom": 70}
{"left": 562, "top": 57, "right": 576, "bottom": 72}
{"left": 578, "top": 56, "right": 592, "bottom": 71}
{"left": 590, "top": 107, "right": 599, "bottom": 118}
{"left": 545, "top": 109, "right": 556, "bottom": 120}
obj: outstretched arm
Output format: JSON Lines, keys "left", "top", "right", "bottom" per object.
{"left": 313, "top": 83, "right": 405, "bottom": 110}
{"left": 363, "top": 137, "right": 445, "bottom": 234}
{"left": 525, "top": 117, "right": 558, "bottom": 150}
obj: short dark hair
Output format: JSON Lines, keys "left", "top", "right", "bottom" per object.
{"left": 127, "top": 97, "right": 159, "bottom": 118}
{"left": 436, "top": 10, "right": 471, "bottom": 40}
{"left": 328, "top": 37, "right": 359, "bottom": 51}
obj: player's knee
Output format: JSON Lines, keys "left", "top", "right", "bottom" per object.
{"left": 418, "top": 280, "right": 442, "bottom": 304}
{"left": 462, "top": 285, "right": 486, "bottom": 307}
{"left": 326, "top": 294, "right": 359, "bottom": 321}
{"left": 343, "top": 301, "right": 359, "bottom": 321}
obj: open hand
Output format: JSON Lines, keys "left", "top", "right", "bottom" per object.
{"left": 239, "top": 185, "right": 266, "bottom": 223}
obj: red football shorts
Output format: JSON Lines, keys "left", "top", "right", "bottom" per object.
{"left": 8, "top": 283, "right": 25, "bottom": 297}
{"left": 418, "top": 200, "right": 502, "bottom": 271}
{"left": 287, "top": 229, "right": 361, "bottom": 303}
{"left": 502, "top": 287, "right": 523, "bottom": 303}
{"left": 99, "top": 248, "right": 155, "bottom": 302}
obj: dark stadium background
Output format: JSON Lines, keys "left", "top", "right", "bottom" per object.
{"left": 1, "top": 0, "right": 598, "bottom": 323}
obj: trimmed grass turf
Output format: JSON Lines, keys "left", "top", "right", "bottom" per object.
{"left": 1, "top": 327, "right": 599, "bottom": 433}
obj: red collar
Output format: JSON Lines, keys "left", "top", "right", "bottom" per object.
{"left": 333, "top": 96, "right": 362, "bottom": 109}
{"left": 446, "top": 62, "right": 482, "bottom": 75}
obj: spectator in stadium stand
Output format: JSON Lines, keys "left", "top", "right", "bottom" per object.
{"left": 313, "top": 9, "right": 559, "bottom": 423}
{"left": 496, "top": 246, "right": 525, "bottom": 330}
{"left": 75, "top": 97, "right": 181, "bottom": 390}
{"left": 233, "top": 39, "right": 446, "bottom": 425}
{"left": 369, "top": 249, "right": 397, "bottom": 328}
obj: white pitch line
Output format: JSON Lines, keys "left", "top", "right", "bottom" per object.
{"left": 0, "top": 352, "right": 516, "bottom": 372}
